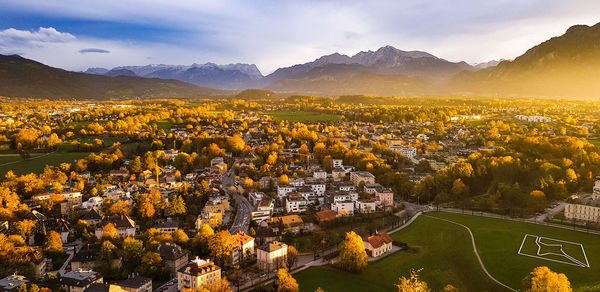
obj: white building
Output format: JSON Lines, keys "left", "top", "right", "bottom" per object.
{"left": 277, "top": 186, "right": 296, "bottom": 198}
{"left": 285, "top": 194, "right": 308, "bottom": 213}
{"left": 331, "top": 201, "right": 355, "bottom": 215}
{"left": 313, "top": 169, "right": 327, "bottom": 179}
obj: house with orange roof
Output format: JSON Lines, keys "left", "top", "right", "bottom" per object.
{"left": 231, "top": 231, "right": 255, "bottom": 265}
{"left": 363, "top": 232, "right": 393, "bottom": 257}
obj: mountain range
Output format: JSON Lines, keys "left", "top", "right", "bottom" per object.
{"left": 0, "top": 54, "right": 223, "bottom": 99}
{"left": 2, "top": 21, "right": 600, "bottom": 99}
{"left": 85, "top": 63, "right": 263, "bottom": 90}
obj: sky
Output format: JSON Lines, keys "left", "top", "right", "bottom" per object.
{"left": 1, "top": 0, "right": 600, "bottom": 75}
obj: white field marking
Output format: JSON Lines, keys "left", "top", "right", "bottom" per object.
{"left": 517, "top": 234, "right": 590, "bottom": 268}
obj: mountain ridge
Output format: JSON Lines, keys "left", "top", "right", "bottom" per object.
{"left": 0, "top": 54, "right": 223, "bottom": 99}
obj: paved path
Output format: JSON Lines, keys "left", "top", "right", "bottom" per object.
{"left": 423, "top": 214, "right": 517, "bottom": 292}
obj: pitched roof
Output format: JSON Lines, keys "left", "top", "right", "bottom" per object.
{"left": 364, "top": 232, "right": 393, "bottom": 249}
{"left": 98, "top": 215, "right": 135, "bottom": 229}
{"left": 178, "top": 258, "right": 220, "bottom": 276}
{"left": 157, "top": 243, "right": 186, "bottom": 260}
{"left": 232, "top": 231, "right": 254, "bottom": 247}
{"left": 81, "top": 208, "right": 102, "bottom": 221}
{"left": 257, "top": 241, "right": 287, "bottom": 253}
{"left": 315, "top": 210, "right": 337, "bottom": 222}
{"left": 118, "top": 276, "right": 151, "bottom": 288}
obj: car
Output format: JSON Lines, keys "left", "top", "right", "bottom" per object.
{"left": 260, "top": 274, "right": 267, "bottom": 278}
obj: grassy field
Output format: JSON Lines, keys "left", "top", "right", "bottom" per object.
{"left": 430, "top": 212, "right": 600, "bottom": 291}
{"left": 295, "top": 212, "right": 600, "bottom": 292}
{"left": 295, "top": 214, "right": 504, "bottom": 292}
{"left": 0, "top": 152, "right": 90, "bottom": 176}
{"left": 263, "top": 111, "right": 341, "bottom": 123}
{"left": 151, "top": 120, "right": 174, "bottom": 131}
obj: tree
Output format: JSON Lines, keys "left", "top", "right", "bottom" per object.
{"left": 275, "top": 268, "right": 299, "bottom": 292}
{"left": 131, "top": 156, "right": 143, "bottom": 173}
{"left": 138, "top": 195, "right": 156, "bottom": 218}
{"left": 287, "top": 245, "right": 298, "bottom": 268}
{"left": 337, "top": 231, "right": 368, "bottom": 273}
{"left": 137, "top": 252, "right": 164, "bottom": 278}
{"left": 44, "top": 231, "right": 63, "bottom": 255}
{"left": 279, "top": 174, "right": 289, "bottom": 185}
{"left": 172, "top": 229, "right": 189, "bottom": 245}
{"left": 396, "top": 269, "right": 430, "bottom": 292}
{"left": 169, "top": 195, "right": 186, "bottom": 216}
{"left": 522, "top": 266, "right": 571, "bottom": 292}
{"left": 123, "top": 237, "right": 145, "bottom": 268}
{"left": 13, "top": 219, "right": 36, "bottom": 239}
{"left": 208, "top": 231, "right": 234, "bottom": 266}
{"left": 102, "top": 223, "right": 118, "bottom": 239}
{"left": 203, "top": 276, "right": 233, "bottom": 292}
{"left": 109, "top": 201, "right": 132, "bottom": 216}
{"left": 528, "top": 191, "right": 547, "bottom": 213}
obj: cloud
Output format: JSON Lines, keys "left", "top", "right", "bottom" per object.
{"left": 0, "top": 27, "right": 75, "bottom": 46}
{"left": 79, "top": 48, "right": 110, "bottom": 54}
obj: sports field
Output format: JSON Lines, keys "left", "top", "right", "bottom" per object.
{"left": 263, "top": 111, "right": 342, "bottom": 123}
{"left": 294, "top": 212, "right": 600, "bottom": 292}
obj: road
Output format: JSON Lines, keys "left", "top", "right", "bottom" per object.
{"left": 220, "top": 159, "right": 252, "bottom": 235}
{"left": 229, "top": 193, "right": 252, "bottom": 234}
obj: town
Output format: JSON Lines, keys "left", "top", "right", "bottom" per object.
{"left": 0, "top": 96, "right": 599, "bottom": 291}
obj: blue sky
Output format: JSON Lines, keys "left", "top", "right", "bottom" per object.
{"left": 1, "top": 0, "right": 600, "bottom": 74}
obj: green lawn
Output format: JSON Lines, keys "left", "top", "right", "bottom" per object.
{"left": 295, "top": 214, "right": 504, "bottom": 292}
{"left": 429, "top": 212, "right": 600, "bottom": 291}
{"left": 263, "top": 111, "right": 341, "bottom": 123}
{"left": 151, "top": 120, "right": 174, "bottom": 131}
{"left": 0, "top": 152, "right": 90, "bottom": 176}
{"left": 295, "top": 212, "right": 600, "bottom": 292}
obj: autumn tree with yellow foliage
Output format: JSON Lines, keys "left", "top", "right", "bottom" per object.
{"left": 522, "top": 266, "right": 571, "bottom": 292}
{"left": 275, "top": 268, "right": 299, "bottom": 292}
{"left": 337, "top": 231, "right": 368, "bottom": 273}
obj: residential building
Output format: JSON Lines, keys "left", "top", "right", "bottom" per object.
{"left": 154, "top": 220, "right": 179, "bottom": 233}
{"left": 60, "top": 269, "right": 103, "bottom": 292}
{"left": 331, "top": 201, "right": 354, "bottom": 215}
{"left": 177, "top": 258, "right": 221, "bottom": 291}
{"left": 0, "top": 274, "right": 29, "bottom": 292}
{"left": 94, "top": 215, "right": 136, "bottom": 239}
{"left": 248, "top": 192, "right": 266, "bottom": 206}
{"left": 332, "top": 159, "right": 343, "bottom": 168}
{"left": 232, "top": 231, "right": 255, "bottom": 265}
{"left": 355, "top": 200, "right": 377, "bottom": 214}
{"left": 284, "top": 193, "right": 308, "bottom": 213}
{"left": 81, "top": 208, "right": 102, "bottom": 226}
{"left": 363, "top": 232, "right": 393, "bottom": 257}
{"left": 565, "top": 183, "right": 600, "bottom": 223}
{"left": 257, "top": 241, "right": 288, "bottom": 272}
{"left": 350, "top": 171, "right": 375, "bottom": 187}
{"left": 196, "top": 211, "right": 222, "bottom": 229}
{"left": 251, "top": 199, "right": 273, "bottom": 223}
{"left": 315, "top": 210, "right": 337, "bottom": 223}
{"left": 332, "top": 167, "right": 346, "bottom": 180}
{"left": 313, "top": 169, "right": 327, "bottom": 179}
{"left": 262, "top": 215, "right": 304, "bottom": 234}
{"left": 375, "top": 188, "right": 394, "bottom": 206}
{"left": 277, "top": 186, "right": 296, "bottom": 198}
{"left": 117, "top": 276, "right": 152, "bottom": 292}
{"left": 158, "top": 243, "right": 188, "bottom": 278}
